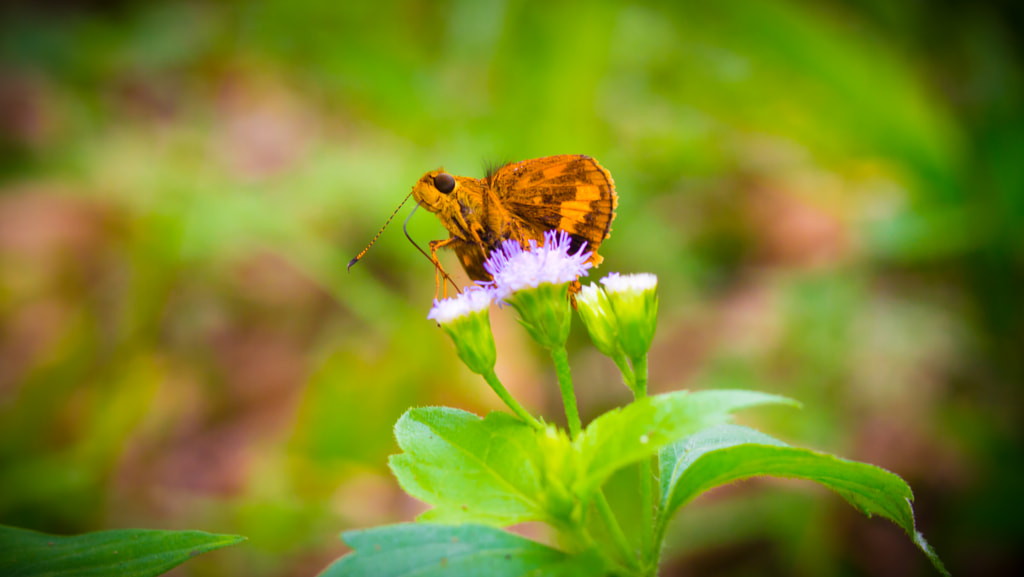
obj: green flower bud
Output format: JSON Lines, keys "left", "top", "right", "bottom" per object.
{"left": 600, "top": 273, "right": 658, "bottom": 359}
{"left": 575, "top": 282, "right": 621, "bottom": 358}
{"left": 506, "top": 283, "right": 573, "bottom": 350}
{"left": 428, "top": 288, "right": 496, "bottom": 375}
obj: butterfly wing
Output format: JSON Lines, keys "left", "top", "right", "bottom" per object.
{"left": 488, "top": 155, "right": 617, "bottom": 265}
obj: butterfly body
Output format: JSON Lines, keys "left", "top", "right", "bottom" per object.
{"left": 411, "top": 155, "right": 617, "bottom": 285}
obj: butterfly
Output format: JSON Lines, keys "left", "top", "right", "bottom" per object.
{"left": 351, "top": 155, "right": 617, "bottom": 296}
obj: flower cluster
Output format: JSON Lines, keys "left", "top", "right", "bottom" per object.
{"left": 428, "top": 228, "right": 658, "bottom": 401}
{"left": 429, "top": 230, "right": 594, "bottom": 353}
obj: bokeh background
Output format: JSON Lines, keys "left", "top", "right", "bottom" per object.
{"left": 1, "top": 0, "right": 1022, "bottom": 575}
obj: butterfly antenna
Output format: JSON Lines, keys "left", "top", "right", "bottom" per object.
{"left": 403, "top": 204, "right": 460, "bottom": 292}
{"left": 348, "top": 191, "right": 414, "bottom": 271}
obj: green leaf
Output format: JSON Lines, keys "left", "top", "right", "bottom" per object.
{"left": 319, "top": 523, "right": 605, "bottom": 577}
{"left": 0, "top": 524, "right": 245, "bottom": 577}
{"left": 388, "top": 394, "right": 796, "bottom": 533}
{"left": 657, "top": 425, "right": 949, "bottom": 576}
{"left": 388, "top": 407, "right": 573, "bottom": 526}
{"left": 574, "top": 390, "right": 797, "bottom": 496}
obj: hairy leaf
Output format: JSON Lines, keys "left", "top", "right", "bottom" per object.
{"left": 574, "top": 390, "right": 797, "bottom": 496}
{"left": 657, "top": 425, "right": 949, "bottom": 576}
{"left": 389, "top": 407, "right": 572, "bottom": 526}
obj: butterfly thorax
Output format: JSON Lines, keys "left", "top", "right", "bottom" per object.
{"left": 411, "top": 170, "right": 510, "bottom": 250}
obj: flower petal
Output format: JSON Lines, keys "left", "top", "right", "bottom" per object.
{"left": 485, "top": 230, "right": 594, "bottom": 301}
{"left": 427, "top": 286, "right": 494, "bottom": 324}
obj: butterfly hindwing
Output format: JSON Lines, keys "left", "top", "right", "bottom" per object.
{"left": 489, "top": 155, "right": 617, "bottom": 264}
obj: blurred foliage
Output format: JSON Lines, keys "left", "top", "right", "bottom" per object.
{"left": 0, "top": 524, "right": 245, "bottom": 576}
{"left": 0, "top": 0, "right": 1021, "bottom": 575}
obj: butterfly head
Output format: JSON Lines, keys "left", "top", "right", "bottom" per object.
{"left": 411, "top": 169, "right": 459, "bottom": 212}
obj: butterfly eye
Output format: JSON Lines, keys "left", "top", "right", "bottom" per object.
{"left": 433, "top": 173, "right": 456, "bottom": 194}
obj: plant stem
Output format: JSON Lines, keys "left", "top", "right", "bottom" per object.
{"left": 612, "top": 353, "right": 635, "bottom": 393}
{"left": 559, "top": 517, "right": 638, "bottom": 577}
{"left": 482, "top": 370, "right": 543, "bottom": 430}
{"left": 638, "top": 438, "right": 653, "bottom": 560}
{"left": 632, "top": 354, "right": 648, "bottom": 398}
{"left": 595, "top": 492, "right": 641, "bottom": 572}
{"left": 551, "top": 346, "right": 582, "bottom": 437}
{"left": 552, "top": 347, "right": 639, "bottom": 573}
{"left": 650, "top": 517, "right": 671, "bottom": 576}
{"left": 630, "top": 354, "right": 656, "bottom": 568}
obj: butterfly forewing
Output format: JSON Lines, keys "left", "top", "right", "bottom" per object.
{"left": 491, "top": 155, "right": 617, "bottom": 264}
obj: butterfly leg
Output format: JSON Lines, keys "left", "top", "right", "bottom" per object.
{"left": 428, "top": 238, "right": 460, "bottom": 299}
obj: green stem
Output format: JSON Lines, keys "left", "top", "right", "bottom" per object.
{"left": 551, "top": 346, "right": 582, "bottom": 437}
{"left": 573, "top": 524, "right": 634, "bottom": 577}
{"left": 551, "top": 347, "right": 639, "bottom": 574}
{"left": 595, "top": 492, "right": 641, "bottom": 571}
{"left": 482, "top": 370, "right": 543, "bottom": 430}
{"left": 612, "top": 353, "right": 635, "bottom": 393}
{"left": 638, "top": 460, "right": 653, "bottom": 564}
{"left": 650, "top": 516, "right": 671, "bottom": 576}
{"left": 632, "top": 354, "right": 648, "bottom": 398}
{"left": 630, "top": 354, "right": 656, "bottom": 569}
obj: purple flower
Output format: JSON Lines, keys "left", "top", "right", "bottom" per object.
{"left": 426, "top": 286, "right": 496, "bottom": 376}
{"left": 427, "top": 285, "right": 494, "bottom": 324}
{"left": 484, "top": 230, "right": 593, "bottom": 301}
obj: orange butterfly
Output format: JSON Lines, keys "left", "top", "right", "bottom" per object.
{"left": 351, "top": 155, "right": 617, "bottom": 296}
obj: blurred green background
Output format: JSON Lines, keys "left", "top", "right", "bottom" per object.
{"left": 1, "top": 0, "right": 1021, "bottom": 575}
